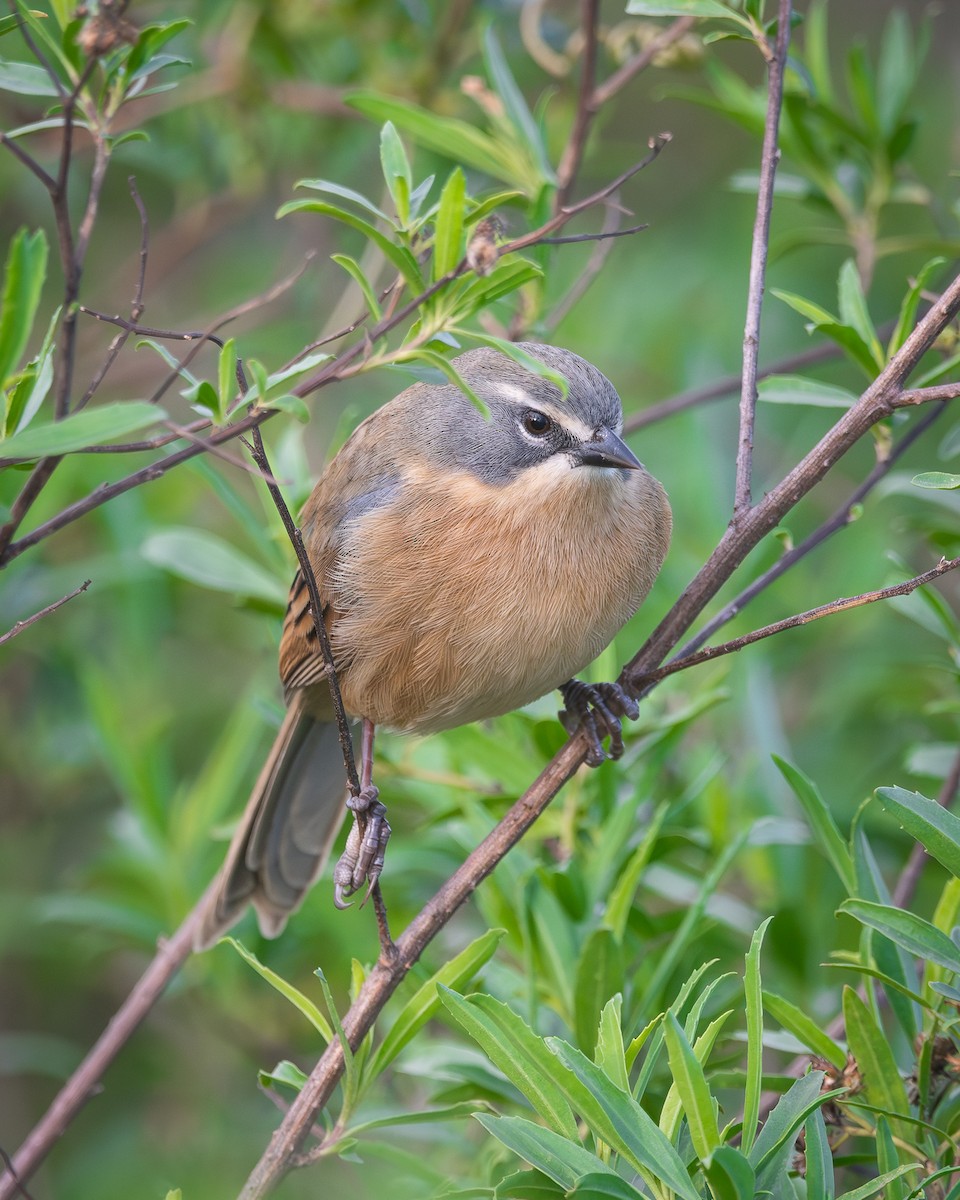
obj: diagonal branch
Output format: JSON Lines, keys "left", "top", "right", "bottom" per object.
{"left": 733, "top": 0, "right": 793, "bottom": 517}
{"left": 0, "top": 579, "right": 90, "bottom": 647}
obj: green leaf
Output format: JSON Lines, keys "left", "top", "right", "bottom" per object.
{"left": 875, "top": 785, "right": 960, "bottom": 879}
{"left": 219, "top": 938, "right": 333, "bottom": 1042}
{"left": 438, "top": 989, "right": 578, "bottom": 1139}
{"left": 774, "top": 757, "right": 856, "bottom": 894}
{"left": 0, "top": 58, "right": 61, "bottom": 96}
{"left": 0, "top": 12, "right": 46, "bottom": 38}
{"left": 659, "top": 1011, "right": 731, "bottom": 1142}
{"left": 594, "top": 995, "right": 629, "bottom": 1093}
{"left": 834, "top": 1166, "right": 922, "bottom": 1200}
{"left": 456, "top": 258, "right": 543, "bottom": 315}
{"left": 761, "top": 991, "right": 846, "bottom": 1070}
{"left": 315, "top": 968, "right": 359, "bottom": 1112}
{"left": 460, "top": 332, "right": 567, "bottom": 397}
{"left": 216, "top": 338, "right": 237, "bottom": 422}
{"left": 481, "top": 27, "right": 554, "bottom": 182}
{"left": 380, "top": 121, "right": 412, "bottom": 225}
{"left": 141, "top": 528, "right": 288, "bottom": 606}
{"left": 255, "top": 392, "right": 311, "bottom": 423}
{"left": 911, "top": 472, "right": 960, "bottom": 491}
{"left": 4, "top": 305, "right": 57, "bottom": 438}
{"left": 757, "top": 375, "right": 857, "bottom": 409}
{"left": 347, "top": 91, "right": 528, "bottom": 190}
{"left": 570, "top": 1175, "right": 646, "bottom": 1200}
{"left": 0, "top": 400, "right": 165, "bottom": 460}
{"left": 626, "top": 0, "right": 734, "bottom": 15}
{"left": 888, "top": 257, "right": 945, "bottom": 357}
{"left": 368, "top": 928, "right": 504, "bottom": 1078}
{"left": 495, "top": 1170, "right": 566, "bottom": 1200}
{"left": 397, "top": 350, "right": 486, "bottom": 414}
{"left": 875, "top": 1116, "right": 907, "bottom": 1200}
{"left": 278, "top": 199, "right": 424, "bottom": 291}
{"left": 804, "top": 1109, "right": 834, "bottom": 1200}
{"left": 837, "top": 260, "right": 883, "bottom": 369}
{"left": 547, "top": 1038, "right": 702, "bottom": 1200}
{"left": 433, "top": 168, "right": 466, "bottom": 281}
{"left": 0, "top": 227, "right": 48, "bottom": 387}
{"left": 742, "top": 916, "right": 772, "bottom": 1154}
{"left": 258, "top": 1059, "right": 309, "bottom": 1093}
{"left": 475, "top": 1114, "right": 613, "bottom": 1190}
{"left": 574, "top": 929, "right": 621, "bottom": 1058}
{"left": 703, "top": 1146, "right": 757, "bottom": 1200}
{"left": 290, "top": 178, "right": 388, "bottom": 222}
{"left": 662, "top": 1012, "right": 721, "bottom": 1161}
{"left": 748, "top": 1070, "right": 828, "bottom": 1170}
{"left": 839, "top": 898, "right": 960, "bottom": 974}
{"left": 332, "top": 254, "right": 382, "bottom": 322}
{"left": 842, "top": 986, "right": 912, "bottom": 1143}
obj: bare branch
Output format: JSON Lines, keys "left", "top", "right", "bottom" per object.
{"left": 592, "top": 17, "right": 696, "bottom": 109}
{"left": 0, "top": 131, "right": 56, "bottom": 191}
{"left": 633, "top": 556, "right": 960, "bottom": 691}
{"left": 555, "top": 0, "right": 601, "bottom": 206}
{"left": 0, "top": 579, "right": 91, "bottom": 647}
{"left": 733, "top": 0, "right": 793, "bottom": 517}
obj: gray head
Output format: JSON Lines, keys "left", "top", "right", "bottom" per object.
{"left": 419, "top": 343, "right": 641, "bottom": 485}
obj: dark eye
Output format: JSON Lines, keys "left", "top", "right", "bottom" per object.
{"left": 521, "top": 410, "right": 552, "bottom": 436}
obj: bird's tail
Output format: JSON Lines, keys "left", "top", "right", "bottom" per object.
{"left": 194, "top": 693, "right": 348, "bottom": 949}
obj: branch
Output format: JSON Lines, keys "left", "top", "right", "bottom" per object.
{"left": 733, "top": 0, "right": 792, "bottom": 517}
{"left": 592, "top": 17, "right": 696, "bottom": 109}
{"left": 555, "top": 0, "right": 600, "bottom": 206}
{"left": 0, "top": 579, "right": 90, "bottom": 647}
{"left": 632, "top": 556, "right": 960, "bottom": 691}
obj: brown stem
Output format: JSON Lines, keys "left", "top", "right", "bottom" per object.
{"left": 0, "top": 579, "right": 90, "bottom": 647}
{"left": 733, "top": 0, "right": 792, "bottom": 517}
{"left": 555, "top": 0, "right": 600, "bottom": 207}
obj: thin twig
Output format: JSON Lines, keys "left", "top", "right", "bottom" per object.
{"left": 0, "top": 580, "right": 90, "bottom": 647}
{"left": 245, "top": 430, "right": 359, "bottom": 793}
{"left": 555, "top": 0, "right": 600, "bottom": 206}
{"left": 0, "top": 1148, "right": 32, "bottom": 1200}
{"left": 632, "top": 556, "right": 960, "bottom": 691}
{"left": 0, "top": 131, "right": 56, "bottom": 191}
{"left": 733, "top": 0, "right": 792, "bottom": 517}
{"left": 592, "top": 16, "right": 697, "bottom": 109}
{"left": 538, "top": 223, "right": 647, "bottom": 245}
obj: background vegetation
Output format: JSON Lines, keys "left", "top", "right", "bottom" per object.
{"left": 2, "top": 1, "right": 960, "bottom": 1197}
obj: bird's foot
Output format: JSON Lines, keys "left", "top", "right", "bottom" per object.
{"left": 333, "top": 785, "right": 391, "bottom": 909}
{"left": 559, "top": 679, "right": 640, "bottom": 766}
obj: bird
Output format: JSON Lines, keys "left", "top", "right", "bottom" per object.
{"left": 195, "top": 343, "right": 671, "bottom": 949}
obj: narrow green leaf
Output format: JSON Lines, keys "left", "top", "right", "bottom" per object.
{"left": 495, "top": 1170, "right": 566, "bottom": 1200}
{"left": 0, "top": 400, "right": 165, "bottom": 460}
{"left": 292, "top": 178, "right": 388, "bottom": 221}
{"left": 347, "top": 91, "right": 527, "bottom": 189}
{"left": 574, "top": 929, "right": 621, "bottom": 1058}
{"left": 757, "top": 375, "right": 857, "bottom": 409}
{"left": 219, "top": 938, "right": 333, "bottom": 1042}
{"left": 774, "top": 757, "right": 856, "bottom": 894}
{"left": 439, "top": 989, "right": 578, "bottom": 1139}
{"left": 840, "top": 898, "right": 960, "bottom": 974}
{"left": 216, "top": 337, "right": 237, "bottom": 421}
{"left": 703, "top": 1145, "right": 757, "bottom": 1200}
{"left": 595, "top": 995, "right": 629, "bottom": 1093}
{"left": 380, "top": 121, "right": 412, "bottom": 225}
{"left": 332, "top": 254, "right": 382, "bottom": 322}
{"left": 142, "top": 528, "right": 287, "bottom": 606}
{"left": 433, "top": 168, "right": 466, "bottom": 281}
{"left": 804, "top": 1109, "right": 835, "bottom": 1200}
{"left": 0, "top": 58, "right": 60, "bottom": 96}
{"left": 547, "top": 1038, "right": 702, "bottom": 1200}
{"left": 368, "top": 928, "right": 504, "bottom": 1078}
{"left": 277, "top": 199, "right": 424, "bottom": 291}
{"left": 259, "top": 1059, "right": 309, "bottom": 1093}
{"left": 888, "top": 257, "right": 945, "bottom": 357}
{"left": 626, "top": 0, "right": 734, "bottom": 15}
{"left": 348, "top": 1101, "right": 482, "bottom": 1136}
{"left": 0, "top": 227, "right": 48, "bottom": 386}
{"left": 842, "top": 986, "right": 912, "bottom": 1143}
{"left": 761, "top": 991, "right": 846, "bottom": 1069}
{"left": 254, "top": 392, "right": 310, "bottom": 423}
{"left": 837, "top": 260, "right": 883, "bottom": 369}
{"left": 660, "top": 1011, "right": 727, "bottom": 1155}
{"left": 875, "top": 1116, "right": 907, "bottom": 1200}
{"left": 747, "top": 1070, "right": 827, "bottom": 1170}
{"left": 4, "top": 305, "right": 57, "bottom": 438}
{"left": 475, "top": 1114, "right": 612, "bottom": 1190}
{"left": 482, "top": 28, "right": 554, "bottom": 181}
{"left": 457, "top": 258, "right": 543, "bottom": 315}
{"left": 397, "top": 350, "right": 486, "bottom": 415}
{"left": 875, "top": 786, "right": 960, "bottom": 879}
{"left": 834, "top": 1165, "right": 921, "bottom": 1200}
{"left": 315, "top": 968, "right": 359, "bottom": 1111}
{"left": 911, "top": 472, "right": 960, "bottom": 491}
{"left": 742, "top": 916, "right": 773, "bottom": 1154}
{"left": 570, "top": 1175, "right": 646, "bottom": 1200}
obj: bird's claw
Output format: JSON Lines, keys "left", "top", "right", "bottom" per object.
{"left": 559, "top": 679, "right": 640, "bottom": 766}
{"left": 333, "top": 785, "right": 391, "bottom": 908}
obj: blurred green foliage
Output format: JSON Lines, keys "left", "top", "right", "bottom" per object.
{"left": 2, "top": 1, "right": 960, "bottom": 1197}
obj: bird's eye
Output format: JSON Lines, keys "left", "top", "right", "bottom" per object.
{"left": 521, "top": 410, "right": 552, "bottom": 436}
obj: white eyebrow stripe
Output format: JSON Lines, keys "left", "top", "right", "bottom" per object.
{"left": 490, "top": 381, "right": 534, "bottom": 405}
{"left": 489, "top": 381, "right": 598, "bottom": 442}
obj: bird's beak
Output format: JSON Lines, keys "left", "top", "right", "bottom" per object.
{"left": 575, "top": 426, "right": 643, "bottom": 470}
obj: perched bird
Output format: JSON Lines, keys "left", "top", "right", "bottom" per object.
{"left": 195, "top": 343, "right": 671, "bottom": 948}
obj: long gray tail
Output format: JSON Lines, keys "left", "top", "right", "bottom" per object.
{"left": 195, "top": 695, "right": 347, "bottom": 949}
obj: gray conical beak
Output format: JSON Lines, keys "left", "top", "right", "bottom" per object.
{"left": 575, "top": 426, "right": 642, "bottom": 470}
